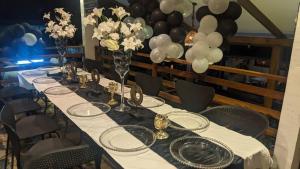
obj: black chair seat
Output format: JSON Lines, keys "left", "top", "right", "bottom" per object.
{"left": 0, "top": 86, "right": 31, "bottom": 100}
{"left": 16, "top": 115, "right": 59, "bottom": 140}
{"left": 21, "top": 138, "right": 74, "bottom": 163}
{"left": 201, "top": 106, "right": 269, "bottom": 138}
{"left": 135, "top": 72, "right": 162, "bottom": 96}
{"left": 8, "top": 98, "right": 41, "bottom": 115}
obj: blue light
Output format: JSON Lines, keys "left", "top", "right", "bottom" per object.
{"left": 16, "top": 60, "right": 31, "bottom": 65}
{"left": 31, "top": 59, "right": 44, "bottom": 63}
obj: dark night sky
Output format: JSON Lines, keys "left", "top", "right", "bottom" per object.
{"left": 0, "top": 0, "right": 82, "bottom": 45}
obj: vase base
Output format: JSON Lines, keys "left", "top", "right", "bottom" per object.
{"left": 114, "top": 104, "right": 131, "bottom": 112}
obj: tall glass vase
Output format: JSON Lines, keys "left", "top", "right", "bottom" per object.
{"left": 113, "top": 50, "right": 131, "bottom": 112}
{"left": 55, "top": 38, "right": 68, "bottom": 70}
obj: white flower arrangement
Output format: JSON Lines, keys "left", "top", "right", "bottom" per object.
{"left": 83, "top": 7, "right": 144, "bottom": 52}
{"left": 43, "top": 8, "right": 76, "bottom": 39}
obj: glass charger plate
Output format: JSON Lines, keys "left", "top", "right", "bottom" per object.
{"left": 170, "top": 136, "right": 234, "bottom": 169}
{"left": 44, "top": 85, "right": 78, "bottom": 95}
{"left": 38, "top": 66, "right": 60, "bottom": 71}
{"left": 67, "top": 102, "right": 111, "bottom": 117}
{"left": 167, "top": 111, "right": 209, "bottom": 131}
{"left": 33, "top": 77, "right": 60, "bottom": 84}
{"left": 127, "top": 96, "right": 165, "bottom": 108}
{"left": 99, "top": 125, "right": 156, "bottom": 152}
{"left": 22, "top": 70, "right": 47, "bottom": 77}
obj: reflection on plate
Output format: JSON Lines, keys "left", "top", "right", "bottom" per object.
{"left": 22, "top": 70, "right": 47, "bottom": 77}
{"left": 44, "top": 86, "right": 78, "bottom": 95}
{"left": 170, "top": 136, "right": 234, "bottom": 169}
{"left": 99, "top": 125, "right": 156, "bottom": 153}
{"left": 67, "top": 102, "right": 111, "bottom": 117}
{"left": 32, "top": 77, "right": 59, "bottom": 84}
{"left": 38, "top": 66, "right": 60, "bottom": 72}
{"left": 127, "top": 96, "right": 165, "bottom": 108}
{"left": 167, "top": 111, "right": 209, "bottom": 131}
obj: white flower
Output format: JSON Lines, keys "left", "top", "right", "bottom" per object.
{"left": 121, "top": 37, "right": 143, "bottom": 51}
{"left": 59, "top": 19, "right": 68, "bottom": 26}
{"left": 50, "top": 32, "right": 59, "bottom": 39}
{"left": 65, "top": 25, "right": 76, "bottom": 38}
{"left": 111, "top": 7, "right": 129, "bottom": 20}
{"left": 54, "top": 8, "right": 65, "bottom": 14}
{"left": 100, "top": 39, "right": 119, "bottom": 51}
{"left": 61, "top": 12, "right": 71, "bottom": 22}
{"left": 43, "top": 12, "right": 50, "bottom": 20}
{"left": 83, "top": 15, "right": 96, "bottom": 26}
{"left": 129, "top": 23, "right": 142, "bottom": 32}
{"left": 109, "top": 33, "right": 120, "bottom": 41}
{"left": 120, "top": 22, "right": 131, "bottom": 37}
{"left": 93, "top": 8, "right": 104, "bottom": 17}
{"left": 92, "top": 27, "right": 104, "bottom": 40}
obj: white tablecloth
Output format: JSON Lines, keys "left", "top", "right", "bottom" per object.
{"left": 18, "top": 69, "right": 273, "bottom": 169}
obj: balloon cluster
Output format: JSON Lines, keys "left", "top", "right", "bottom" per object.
{"left": 186, "top": 0, "right": 242, "bottom": 73}
{"left": 159, "top": 0, "right": 194, "bottom": 17}
{"left": 123, "top": 16, "right": 153, "bottom": 41}
{"left": 149, "top": 34, "right": 184, "bottom": 63}
{"left": 0, "top": 23, "right": 44, "bottom": 58}
{"left": 129, "top": 0, "right": 186, "bottom": 44}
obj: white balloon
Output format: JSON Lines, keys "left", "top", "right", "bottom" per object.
{"left": 143, "top": 25, "right": 154, "bottom": 39}
{"left": 202, "top": 0, "right": 209, "bottom": 5}
{"left": 207, "top": 32, "right": 223, "bottom": 48}
{"left": 134, "top": 17, "right": 146, "bottom": 27}
{"left": 208, "top": 48, "right": 223, "bottom": 63}
{"left": 123, "top": 16, "right": 135, "bottom": 24}
{"left": 22, "top": 33, "right": 37, "bottom": 46}
{"left": 176, "top": 1, "right": 193, "bottom": 17}
{"left": 193, "top": 32, "right": 207, "bottom": 44}
{"left": 135, "top": 29, "right": 146, "bottom": 41}
{"left": 149, "top": 36, "right": 158, "bottom": 49}
{"left": 160, "top": 0, "right": 175, "bottom": 14}
{"left": 150, "top": 48, "right": 167, "bottom": 63}
{"left": 185, "top": 48, "right": 196, "bottom": 63}
{"left": 192, "top": 58, "right": 209, "bottom": 73}
{"left": 193, "top": 41, "right": 210, "bottom": 58}
{"left": 166, "top": 43, "right": 184, "bottom": 59}
{"left": 208, "top": 0, "right": 230, "bottom": 14}
{"left": 156, "top": 34, "right": 172, "bottom": 47}
{"left": 198, "top": 15, "right": 218, "bottom": 34}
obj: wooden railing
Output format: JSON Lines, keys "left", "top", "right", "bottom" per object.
{"left": 97, "top": 50, "right": 288, "bottom": 137}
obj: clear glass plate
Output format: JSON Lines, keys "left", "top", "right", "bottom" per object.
{"left": 170, "top": 136, "right": 234, "bottom": 169}
{"left": 22, "top": 70, "right": 47, "bottom": 77}
{"left": 67, "top": 102, "right": 111, "bottom": 117}
{"left": 38, "top": 66, "right": 60, "bottom": 72}
{"left": 99, "top": 125, "right": 156, "bottom": 152}
{"left": 167, "top": 111, "right": 210, "bottom": 131}
{"left": 44, "top": 86, "right": 78, "bottom": 95}
{"left": 32, "top": 77, "right": 59, "bottom": 84}
{"left": 127, "top": 96, "right": 165, "bottom": 108}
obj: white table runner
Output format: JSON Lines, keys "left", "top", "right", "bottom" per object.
{"left": 18, "top": 69, "right": 273, "bottom": 169}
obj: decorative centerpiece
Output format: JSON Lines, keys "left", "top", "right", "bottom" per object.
{"left": 43, "top": 8, "right": 77, "bottom": 69}
{"left": 84, "top": 7, "right": 144, "bottom": 112}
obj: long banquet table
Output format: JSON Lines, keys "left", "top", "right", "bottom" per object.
{"left": 18, "top": 69, "right": 273, "bottom": 169}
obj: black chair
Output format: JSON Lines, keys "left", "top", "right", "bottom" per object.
{"left": 2, "top": 122, "right": 101, "bottom": 169}
{"left": 85, "top": 59, "right": 103, "bottom": 73}
{"left": 175, "top": 80, "right": 215, "bottom": 112}
{"left": 135, "top": 72, "right": 162, "bottom": 96}
{"left": 200, "top": 105, "right": 269, "bottom": 138}
{"left": 6, "top": 98, "right": 41, "bottom": 115}
{"left": 0, "top": 86, "right": 32, "bottom": 101}
{"left": 0, "top": 104, "right": 60, "bottom": 168}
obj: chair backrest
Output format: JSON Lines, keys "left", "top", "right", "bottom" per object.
{"left": 201, "top": 105, "right": 269, "bottom": 138}
{"left": 85, "top": 59, "right": 103, "bottom": 73}
{"left": 24, "top": 144, "right": 98, "bottom": 169}
{"left": 135, "top": 72, "right": 162, "bottom": 96}
{"left": 175, "top": 80, "right": 215, "bottom": 112}
{"left": 0, "top": 104, "right": 16, "bottom": 129}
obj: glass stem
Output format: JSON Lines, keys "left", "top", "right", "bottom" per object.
{"left": 120, "top": 76, "right": 125, "bottom": 106}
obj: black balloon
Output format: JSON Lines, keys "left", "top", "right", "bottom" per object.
{"left": 169, "top": 27, "right": 186, "bottom": 43}
{"left": 131, "top": 3, "right": 146, "bottom": 17}
{"left": 217, "top": 19, "right": 238, "bottom": 37}
{"left": 167, "top": 11, "right": 183, "bottom": 27}
{"left": 128, "top": 0, "right": 138, "bottom": 5}
{"left": 151, "top": 8, "right": 167, "bottom": 24}
{"left": 220, "top": 40, "right": 230, "bottom": 52}
{"left": 140, "top": 0, "right": 151, "bottom": 5}
{"left": 196, "top": 6, "right": 213, "bottom": 21}
{"left": 147, "top": 1, "right": 159, "bottom": 13}
{"left": 29, "top": 28, "right": 43, "bottom": 39}
{"left": 21, "top": 22, "right": 32, "bottom": 32}
{"left": 222, "top": 2, "right": 242, "bottom": 20}
{"left": 11, "top": 24, "right": 25, "bottom": 38}
{"left": 153, "top": 21, "right": 169, "bottom": 35}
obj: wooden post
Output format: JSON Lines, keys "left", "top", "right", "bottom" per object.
{"left": 152, "top": 64, "right": 158, "bottom": 77}
{"left": 264, "top": 46, "right": 283, "bottom": 107}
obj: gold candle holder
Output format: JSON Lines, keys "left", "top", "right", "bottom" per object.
{"left": 78, "top": 74, "right": 88, "bottom": 88}
{"left": 107, "top": 82, "right": 118, "bottom": 106}
{"left": 154, "top": 114, "right": 169, "bottom": 140}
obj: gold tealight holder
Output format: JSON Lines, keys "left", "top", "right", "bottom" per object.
{"left": 78, "top": 74, "right": 88, "bottom": 88}
{"left": 107, "top": 82, "right": 118, "bottom": 106}
{"left": 154, "top": 114, "right": 169, "bottom": 140}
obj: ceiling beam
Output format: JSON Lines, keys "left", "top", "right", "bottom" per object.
{"left": 237, "top": 0, "right": 287, "bottom": 39}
